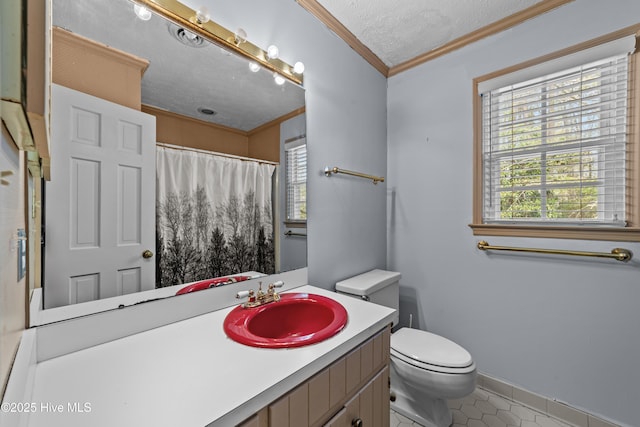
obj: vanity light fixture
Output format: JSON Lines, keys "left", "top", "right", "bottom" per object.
{"left": 134, "top": 4, "right": 152, "bottom": 21}
{"left": 135, "top": 0, "right": 303, "bottom": 85}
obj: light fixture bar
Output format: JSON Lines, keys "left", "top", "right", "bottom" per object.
{"left": 135, "top": 0, "right": 303, "bottom": 86}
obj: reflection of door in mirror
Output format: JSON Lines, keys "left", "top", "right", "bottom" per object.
{"left": 45, "top": 84, "right": 157, "bottom": 309}
{"left": 43, "top": 0, "right": 306, "bottom": 311}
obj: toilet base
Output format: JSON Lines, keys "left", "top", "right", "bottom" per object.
{"left": 391, "top": 388, "right": 452, "bottom": 427}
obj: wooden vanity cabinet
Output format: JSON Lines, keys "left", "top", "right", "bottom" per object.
{"left": 323, "top": 366, "right": 388, "bottom": 427}
{"left": 239, "top": 326, "right": 391, "bottom": 427}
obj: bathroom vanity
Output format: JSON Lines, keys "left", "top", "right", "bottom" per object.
{"left": 240, "top": 327, "right": 390, "bottom": 427}
{"left": 2, "top": 279, "right": 394, "bottom": 427}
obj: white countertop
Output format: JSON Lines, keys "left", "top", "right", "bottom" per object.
{"left": 25, "top": 285, "right": 394, "bottom": 427}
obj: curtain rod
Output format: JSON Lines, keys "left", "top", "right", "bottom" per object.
{"left": 156, "top": 142, "right": 279, "bottom": 166}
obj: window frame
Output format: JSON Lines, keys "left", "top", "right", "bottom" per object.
{"left": 470, "top": 24, "right": 640, "bottom": 242}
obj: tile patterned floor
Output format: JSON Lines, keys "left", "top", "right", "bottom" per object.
{"left": 390, "top": 387, "right": 573, "bottom": 427}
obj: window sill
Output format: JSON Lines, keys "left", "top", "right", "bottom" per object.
{"left": 469, "top": 223, "right": 640, "bottom": 242}
{"left": 284, "top": 221, "right": 307, "bottom": 228}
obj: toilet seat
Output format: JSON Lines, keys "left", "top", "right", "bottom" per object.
{"left": 391, "top": 328, "right": 475, "bottom": 374}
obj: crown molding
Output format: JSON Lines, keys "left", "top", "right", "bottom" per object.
{"left": 296, "top": 0, "right": 575, "bottom": 78}
{"left": 296, "top": 0, "right": 389, "bottom": 76}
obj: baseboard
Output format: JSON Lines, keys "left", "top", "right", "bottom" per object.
{"left": 477, "top": 373, "right": 620, "bottom": 427}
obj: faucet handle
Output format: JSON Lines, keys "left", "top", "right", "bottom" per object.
{"left": 236, "top": 290, "right": 250, "bottom": 299}
{"left": 236, "top": 289, "right": 255, "bottom": 299}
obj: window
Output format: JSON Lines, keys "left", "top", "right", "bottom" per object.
{"left": 285, "top": 138, "right": 307, "bottom": 223}
{"left": 471, "top": 28, "right": 640, "bottom": 241}
{"left": 483, "top": 54, "right": 628, "bottom": 225}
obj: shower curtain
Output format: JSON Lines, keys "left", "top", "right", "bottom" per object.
{"left": 156, "top": 146, "right": 276, "bottom": 288}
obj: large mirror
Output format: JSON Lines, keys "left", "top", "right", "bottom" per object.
{"left": 38, "top": 0, "right": 306, "bottom": 320}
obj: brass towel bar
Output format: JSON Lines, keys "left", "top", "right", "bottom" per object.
{"left": 284, "top": 230, "right": 307, "bottom": 237}
{"left": 477, "top": 241, "right": 632, "bottom": 262}
{"left": 324, "top": 166, "right": 385, "bottom": 185}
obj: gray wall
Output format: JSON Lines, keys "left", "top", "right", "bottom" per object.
{"left": 387, "top": 1, "right": 640, "bottom": 426}
{"left": 182, "top": 0, "right": 389, "bottom": 289}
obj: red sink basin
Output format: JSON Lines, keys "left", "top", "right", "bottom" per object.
{"left": 223, "top": 293, "right": 348, "bottom": 348}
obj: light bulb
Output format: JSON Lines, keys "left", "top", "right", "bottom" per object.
{"left": 267, "top": 45, "right": 279, "bottom": 60}
{"left": 249, "top": 62, "right": 260, "bottom": 73}
{"left": 274, "top": 73, "right": 285, "bottom": 86}
{"left": 234, "top": 28, "right": 247, "bottom": 45}
{"left": 195, "top": 7, "right": 210, "bottom": 24}
{"left": 134, "top": 4, "right": 152, "bottom": 21}
{"left": 293, "top": 61, "right": 305, "bottom": 74}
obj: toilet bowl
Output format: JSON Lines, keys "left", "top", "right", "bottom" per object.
{"left": 335, "top": 269, "right": 476, "bottom": 427}
{"left": 390, "top": 327, "right": 476, "bottom": 427}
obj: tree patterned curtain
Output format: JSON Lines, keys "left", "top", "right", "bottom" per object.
{"left": 156, "top": 146, "right": 276, "bottom": 288}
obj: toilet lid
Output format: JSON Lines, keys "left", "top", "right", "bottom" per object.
{"left": 391, "top": 328, "right": 473, "bottom": 368}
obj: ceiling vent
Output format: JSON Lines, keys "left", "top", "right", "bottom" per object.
{"left": 197, "top": 107, "right": 216, "bottom": 116}
{"left": 167, "top": 22, "right": 208, "bottom": 48}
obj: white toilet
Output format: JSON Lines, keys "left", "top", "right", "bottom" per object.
{"left": 336, "top": 269, "right": 476, "bottom": 427}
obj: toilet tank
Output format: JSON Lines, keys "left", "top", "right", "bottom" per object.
{"left": 335, "top": 269, "right": 401, "bottom": 326}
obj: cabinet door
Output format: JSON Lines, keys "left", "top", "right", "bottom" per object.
{"left": 323, "top": 366, "right": 388, "bottom": 427}
{"left": 268, "top": 383, "right": 309, "bottom": 427}
{"left": 323, "top": 390, "right": 360, "bottom": 427}
{"left": 357, "top": 366, "right": 388, "bottom": 427}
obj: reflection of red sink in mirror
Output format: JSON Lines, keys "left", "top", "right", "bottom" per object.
{"left": 223, "top": 293, "right": 348, "bottom": 348}
{"left": 175, "top": 276, "right": 251, "bottom": 295}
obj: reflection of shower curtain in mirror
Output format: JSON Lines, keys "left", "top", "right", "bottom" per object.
{"left": 156, "top": 146, "right": 276, "bottom": 288}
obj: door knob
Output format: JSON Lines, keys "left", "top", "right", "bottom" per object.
{"left": 351, "top": 418, "right": 363, "bottom": 427}
{"left": 142, "top": 250, "right": 154, "bottom": 259}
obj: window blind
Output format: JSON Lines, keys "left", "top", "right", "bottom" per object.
{"left": 481, "top": 53, "right": 630, "bottom": 226}
{"left": 285, "top": 142, "right": 307, "bottom": 221}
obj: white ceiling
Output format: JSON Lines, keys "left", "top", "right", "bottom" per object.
{"left": 316, "top": 0, "right": 545, "bottom": 67}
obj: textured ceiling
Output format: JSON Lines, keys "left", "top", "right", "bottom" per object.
{"left": 316, "top": 0, "right": 545, "bottom": 67}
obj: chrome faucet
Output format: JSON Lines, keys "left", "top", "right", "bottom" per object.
{"left": 236, "top": 280, "right": 284, "bottom": 308}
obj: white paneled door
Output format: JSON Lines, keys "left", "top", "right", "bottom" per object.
{"left": 45, "top": 84, "right": 156, "bottom": 309}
